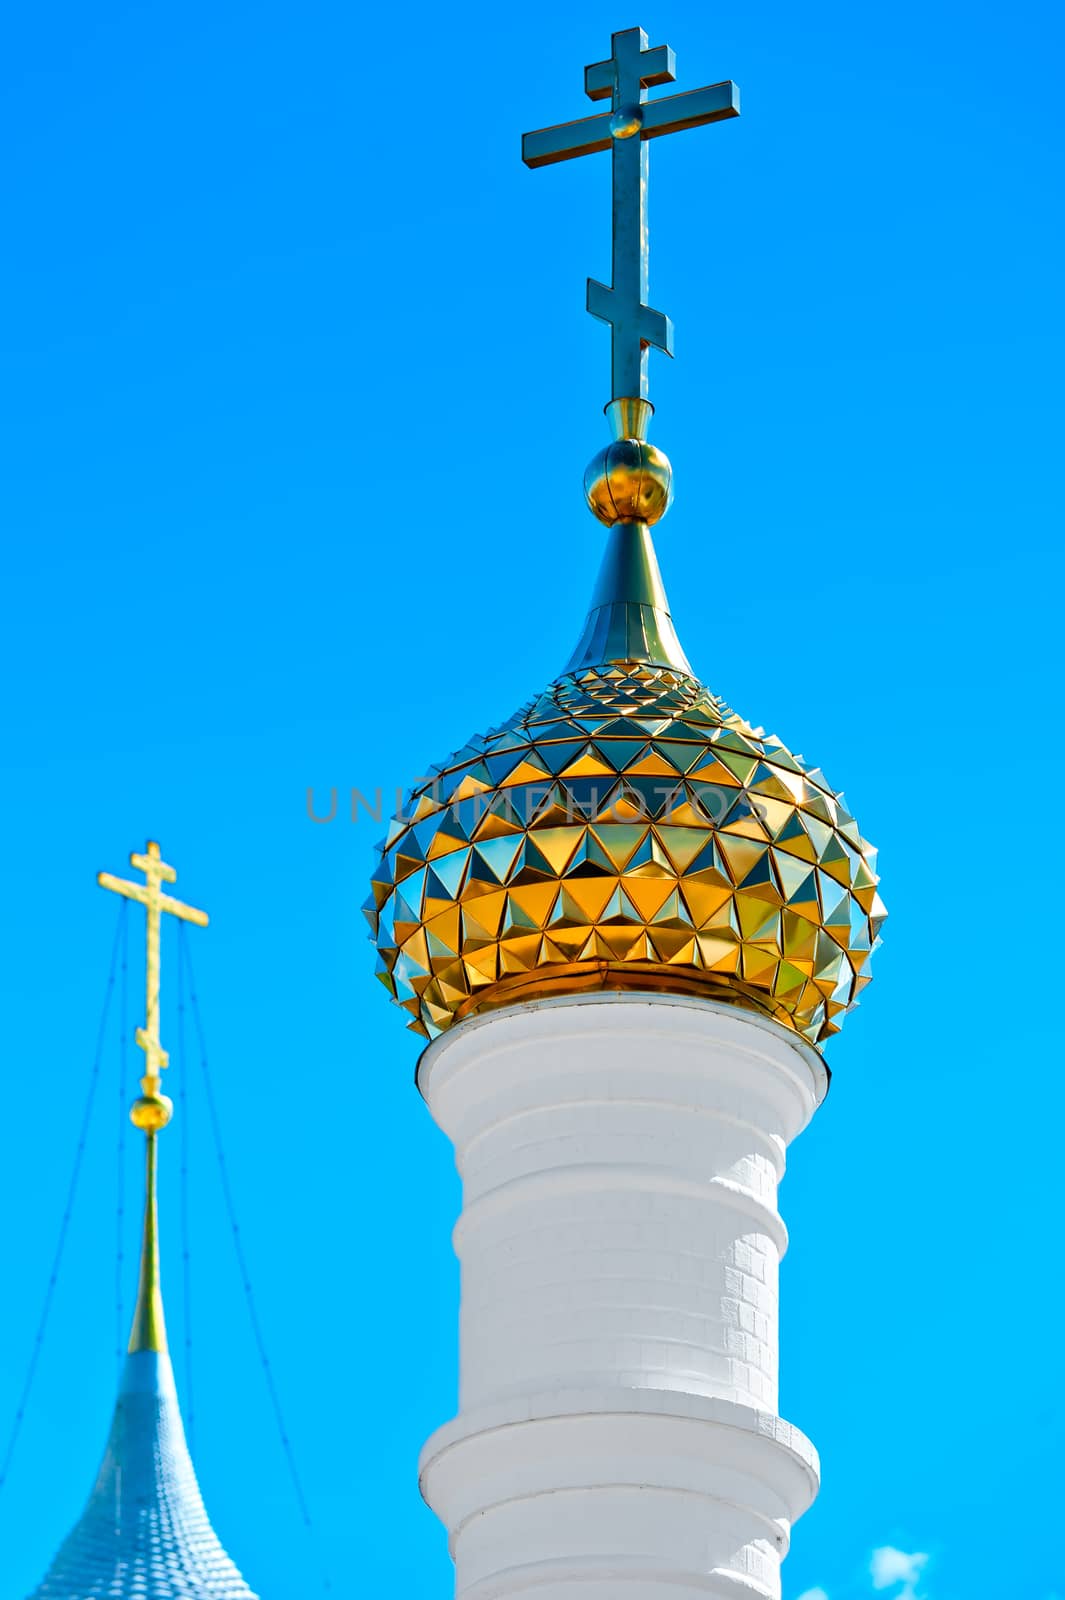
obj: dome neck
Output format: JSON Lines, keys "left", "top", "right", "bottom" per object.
{"left": 562, "top": 520, "right": 692, "bottom": 676}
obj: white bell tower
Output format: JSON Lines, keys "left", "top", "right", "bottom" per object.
{"left": 417, "top": 995, "right": 824, "bottom": 1600}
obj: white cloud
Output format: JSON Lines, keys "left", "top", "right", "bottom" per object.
{"left": 870, "top": 1546, "right": 929, "bottom": 1598}
{"left": 797, "top": 1589, "right": 830, "bottom": 1600}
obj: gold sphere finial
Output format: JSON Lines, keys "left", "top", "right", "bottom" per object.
{"left": 584, "top": 397, "right": 673, "bottom": 527}
{"left": 130, "top": 1083, "right": 173, "bottom": 1133}
{"left": 609, "top": 105, "right": 644, "bottom": 140}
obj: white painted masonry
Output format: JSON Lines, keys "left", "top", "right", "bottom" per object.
{"left": 418, "top": 993, "right": 827, "bottom": 1600}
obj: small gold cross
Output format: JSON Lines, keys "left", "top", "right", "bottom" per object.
{"left": 98, "top": 840, "right": 208, "bottom": 1096}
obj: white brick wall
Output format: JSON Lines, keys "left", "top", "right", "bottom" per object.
{"left": 419, "top": 994, "right": 826, "bottom": 1600}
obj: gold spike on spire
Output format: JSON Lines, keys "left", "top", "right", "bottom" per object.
{"left": 127, "top": 1114, "right": 169, "bottom": 1353}
{"left": 98, "top": 840, "right": 209, "bottom": 1355}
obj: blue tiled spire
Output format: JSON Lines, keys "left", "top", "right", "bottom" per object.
{"left": 27, "top": 1350, "right": 258, "bottom": 1600}
{"left": 26, "top": 1109, "right": 258, "bottom": 1598}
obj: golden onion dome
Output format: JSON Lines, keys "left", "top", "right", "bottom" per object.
{"left": 366, "top": 404, "right": 884, "bottom": 1046}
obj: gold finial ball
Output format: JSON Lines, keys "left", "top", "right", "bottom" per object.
{"left": 584, "top": 437, "right": 674, "bottom": 527}
{"left": 130, "top": 1092, "right": 173, "bottom": 1132}
{"left": 610, "top": 106, "right": 643, "bottom": 139}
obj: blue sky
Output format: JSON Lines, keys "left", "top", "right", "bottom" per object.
{"left": 0, "top": 0, "right": 1062, "bottom": 1596}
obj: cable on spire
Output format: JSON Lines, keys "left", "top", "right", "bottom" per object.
{"left": 0, "top": 899, "right": 128, "bottom": 1494}
{"left": 178, "top": 921, "right": 333, "bottom": 1594}
{"left": 177, "top": 923, "right": 196, "bottom": 1451}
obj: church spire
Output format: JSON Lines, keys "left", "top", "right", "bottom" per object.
{"left": 26, "top": 841, "right": 258, "bottom": 1600}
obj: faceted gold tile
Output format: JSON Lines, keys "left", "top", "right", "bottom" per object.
{"left": 623, "top": 875, "right": 680, "bottom": 922}
{"left": 426, "top": 829, "right": 468, "bottom": 861}
{"left": 686, "top": 881, "right": 734, "bottom": 925}
{"left": 499, "top": 933, "right": 544, "bottom": 974}
{"left": 654, "top": 825, "right": 708, "bottom": 873}
{"left": 530, "top": 825, "right": 585, "bottom": 874}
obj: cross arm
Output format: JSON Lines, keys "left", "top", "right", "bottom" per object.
{"left": 522, "top": 109, "right": 614, "bottom": 169}
{"left": 98, "top": 870, "right": 150, "bottom": 904}
{"left": 159, "top": 891, "right": 209, "bottom": 927}
{"left": 586, "top": 279, "right": 674, "bottom": 358}
{"left": 135, "top": 1026, "right": 169, "bottom": 1064}
{"left": 639, "top": 80, "right": 740, "bottom": 139}
{"left": 131, "top": 848, "right": 177, "bottom": 883}
{"left": 584, "top": 43, "right": 675, "bottom": 101}
{"left": 522, "top": 79, "right": 740, "bottom": 170}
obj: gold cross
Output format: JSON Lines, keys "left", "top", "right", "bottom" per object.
{"left": 522, "top": 27, "right": 739, "bottom": 401}
{"left": 98, "top": 840, "right": 209, "bottom": 1095}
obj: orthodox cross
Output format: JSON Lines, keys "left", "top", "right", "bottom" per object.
{"left": 99, "top": 840, "right": 208, "bottom": 1094}
{"left": 523, "top": 27, "right": 739, "bottom": 402}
